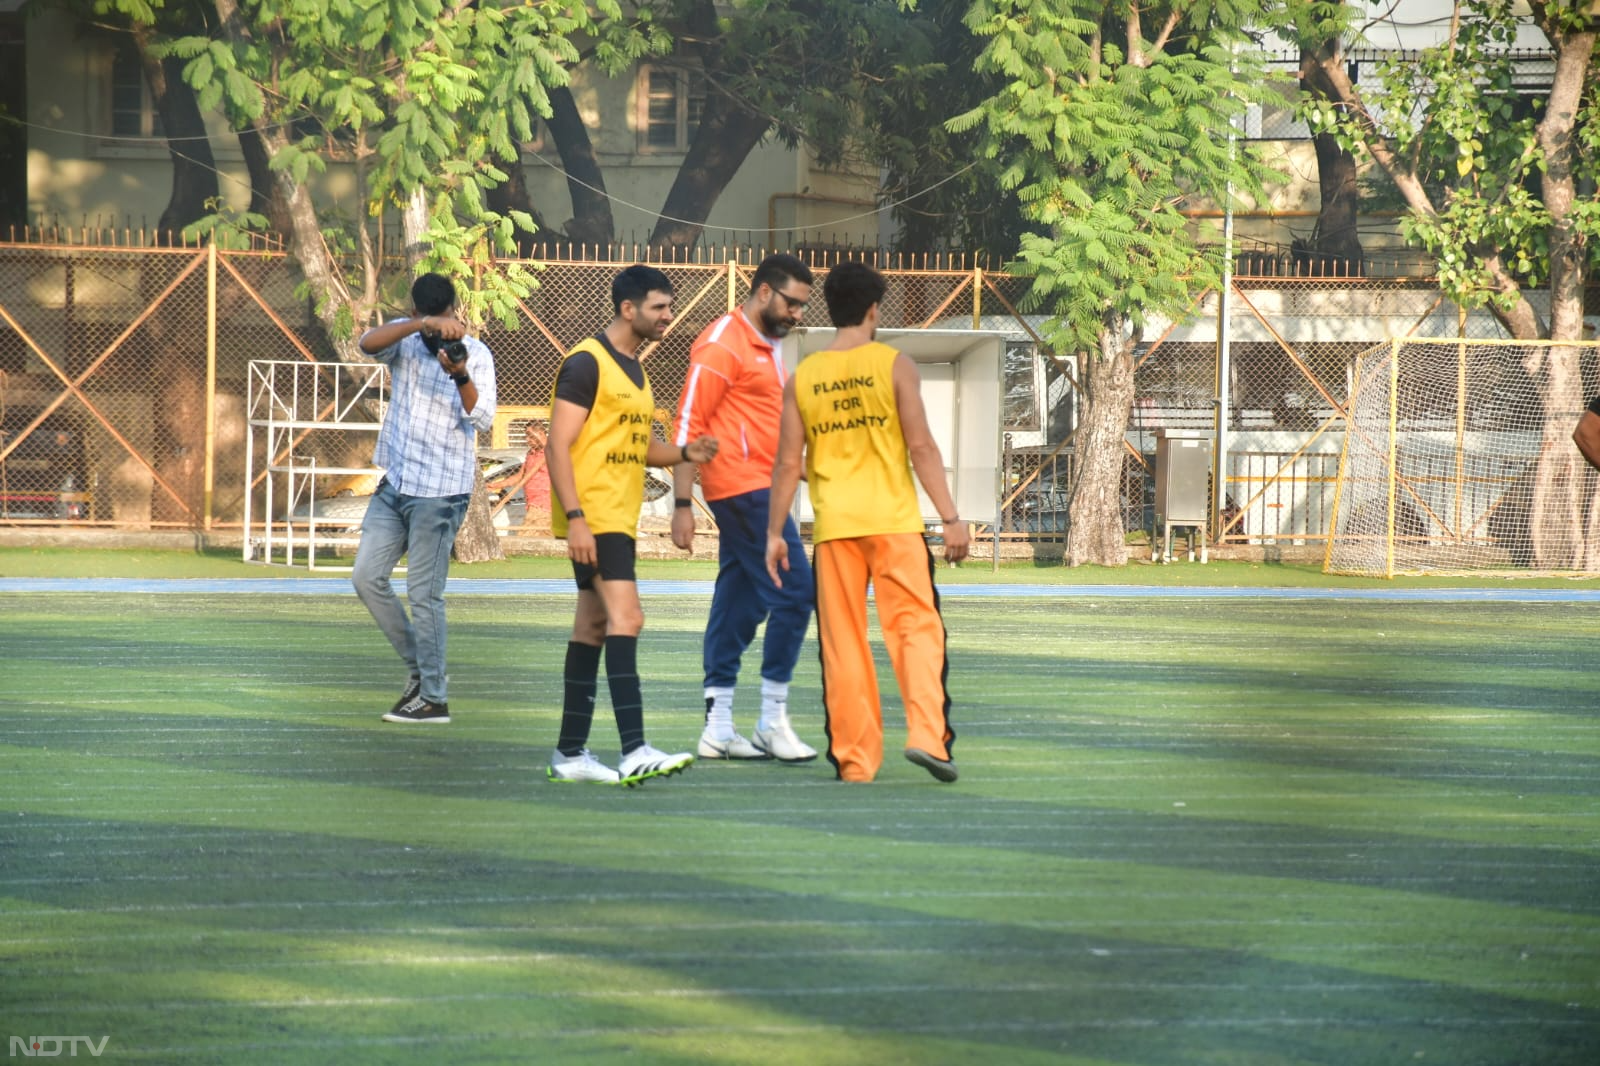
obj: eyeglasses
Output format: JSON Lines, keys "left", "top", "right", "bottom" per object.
{"left": 771, "top": 289, "right": 808, "bottom": 312}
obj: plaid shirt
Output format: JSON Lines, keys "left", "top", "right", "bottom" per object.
{"left": 363, "top": 321, "right": 497, "bottom": 497}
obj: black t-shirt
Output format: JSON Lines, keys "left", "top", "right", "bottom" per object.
{"left": 554, "top": 334, "right": 647, "bottom": 409}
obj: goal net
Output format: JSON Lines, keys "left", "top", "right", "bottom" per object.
{"left": 1324, "top": 337, "right": 1600, "bottom": 577}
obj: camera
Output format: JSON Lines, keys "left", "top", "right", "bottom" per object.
{"left": 424, "top": 331, "right": 468, "bottom": 365}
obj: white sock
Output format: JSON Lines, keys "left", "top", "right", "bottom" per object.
{"left": 758, "top": 678, "right": 789, "bottom": 731}
{"left": 703, "top": 687, "right": 735, "bottom": 739}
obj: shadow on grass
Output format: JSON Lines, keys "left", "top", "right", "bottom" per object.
{"left": 3, "top": 813, "right": 1596, "bottom": 1066}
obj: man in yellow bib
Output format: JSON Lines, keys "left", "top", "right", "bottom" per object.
{"left": 764, "top": 261, "right": 971, "bottom": 783}
{"left": 545, "top": 265, "right": 719, "bottom": 786}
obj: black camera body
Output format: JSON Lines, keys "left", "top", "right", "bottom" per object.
{"left": 423, "top": 331, "right": 469, "bottom": 366}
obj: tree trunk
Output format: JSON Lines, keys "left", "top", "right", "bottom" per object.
{"left": 1525, "top": 344, "right": 1586, "bottom": 568}
{"left": 401, "top": 187, "right": 430, "bottom": 274}
{"left": 1065, "top": 325, "right": 1137, "bottom": 566}
{"left": 484, "top": 152, "right": 552, "bottom": 256}
{"left": 1523, "top": 20, "right": 1594, "bottom": 568}
{"left": 133, "top": 27, "right": 218, "bottom": 242}
{"left": 1535, "top": 25, "right": 1595, "bottom": 346}
{"left": 453, "top": 466, "right": 504, "bottom": 563}
{"left": 647, "top": 93, "right": 772, "bottom": 252}
{"left": 1296, "top": 42, "right": 1362, "bottom": 277}
{"left": 1300, "top": 129, "right": 1363, "bottom": 277}
{"left": 236, "top": 125, "right": 290, "bottom": 237}
{"left": 544, "top": 85, "right": 613, "bottom": 247}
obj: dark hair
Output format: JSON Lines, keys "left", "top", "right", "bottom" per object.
{"left": 411, "top": 272, "right": 457, "bottom": 316}
{"left": 612, "top": 264, "right": 673, "bottom": 314}
{"left": 751, "top": 253, "right": 813, "bottom": 296}
{"left": 822, "top": 261, "right": 887, "bottom": 328}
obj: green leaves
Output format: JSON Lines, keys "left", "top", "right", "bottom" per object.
{"left": 159, "top": 0, "right": 604, "bottom": 321}
{"left": 179, "top": 197, "right": 269, "bottom": 251}
{"left": 959, "top": 0, "right": 1275, "bottom": 358}
{"left": 1297, "top": 0, "right": 1596, "bottom": 320}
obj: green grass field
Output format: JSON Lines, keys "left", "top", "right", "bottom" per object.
{"left": 2, "top": 555, "right": 1598, "bottom": 1064}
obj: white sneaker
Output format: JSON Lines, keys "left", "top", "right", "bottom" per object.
{"left": 697, "top": 731, "right": 771, "bottom": 760}
{"left": 752, "top": 718, "right": 817, "bottom": 763}
{"left": 617, "top": 744, "right": 694, "bottom": 787}
{"left": 547, "top": 748, "right": 621, "bottom": 784}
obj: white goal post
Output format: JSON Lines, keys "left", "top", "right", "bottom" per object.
{"left": 1324, "top": 337, "right": 1600, "bottom": 578}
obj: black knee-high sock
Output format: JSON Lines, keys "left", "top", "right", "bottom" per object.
{"left": 605, "top": 635, "right": 646, "bottom": 754}
{"left": 557, "top": 641, "right": 603, "bottom": 756}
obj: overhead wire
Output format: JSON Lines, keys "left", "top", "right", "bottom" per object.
{"left": 11, "top": 109, "right": 985, "bottom": 236}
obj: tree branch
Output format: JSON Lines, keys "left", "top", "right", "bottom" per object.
{"left": 1147, "top": 9, "right": 1182, "bottom": 58}
{"left": 1299, "top": 48, "right": 1436, "bottom": 219}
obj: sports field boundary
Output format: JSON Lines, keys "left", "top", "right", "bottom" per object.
{"left": 7, "top": 576, "right": 1600, "bottom": 601}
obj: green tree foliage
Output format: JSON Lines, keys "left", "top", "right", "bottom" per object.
{"left": 1298, "top": 0, "right": 1598, "bottom": 342}
{"left": 155, "top": 0, "right": 618, "bottom": 343}
{"left": 952, "top": 0, "right": 1280, "bottom": 565}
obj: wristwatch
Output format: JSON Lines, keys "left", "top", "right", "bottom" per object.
{"left": 564, "top": 508, "right": 585, "bottom": 521}
{"left": 673, "top": 498, "right": 693, "bottom": 509}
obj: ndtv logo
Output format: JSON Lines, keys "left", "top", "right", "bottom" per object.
{"left": 8, "top": 1038, "right": 109, "bottom": 1058}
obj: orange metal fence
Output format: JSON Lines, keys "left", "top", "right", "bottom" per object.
{"left": 0, "top": 241, "right": 1504, "bottom": 545}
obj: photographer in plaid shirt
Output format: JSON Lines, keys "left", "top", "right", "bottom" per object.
{"left": 352, "top": 272, "right": 497, "bottom": 724}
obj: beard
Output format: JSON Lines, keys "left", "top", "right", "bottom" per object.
{"left": 759, "top": 307, "right": 795, "bottom": 339}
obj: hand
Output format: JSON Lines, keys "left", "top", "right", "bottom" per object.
{"left": 685, "top": 435, "right": 719, "bottom": 464}
{"left": 419, "top": 314, "right": 466, "bottom": 342}
{"left": 941, "top": 518, "right": 970, "bottom": 565}
{"left": 566, "top": 516, "right": 597, "bottom": 566}
{"left": 670, "top": 506, "right": 696, "bottom": 552}
{"left": 765, "top": 532, "right": 789, "bottom": 587}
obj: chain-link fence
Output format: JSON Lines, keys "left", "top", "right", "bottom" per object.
{"left": 2, "top": 240, "right": 1534, "bottom": 550}
{"left": 0, "top": 244, "right": 332, "bottom": 530}
{"left": 985, "top": 278, "right": 1528, "bottom": 552}
{"left": 1131, "top": 281, "right": 1521, "bottom": 550}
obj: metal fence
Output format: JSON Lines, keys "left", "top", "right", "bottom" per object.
{"left": 0, "top": 239, "right": 1516, "bottom": 547}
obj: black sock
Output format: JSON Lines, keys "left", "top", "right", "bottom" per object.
{"left": 605, "top": 635, "right": 646, "bottom": 754}
{"left": 556, "top": 641, "right": 603, "bottom": 756}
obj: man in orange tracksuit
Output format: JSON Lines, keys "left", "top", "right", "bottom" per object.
{"left": 764, "top": 261, "right": 971, "bottom": 783}
{"left": 672, "top": 254, "right": 818, "bottom": 763}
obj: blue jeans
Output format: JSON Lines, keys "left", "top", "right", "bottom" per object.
{"left": 704, "top": 488, "right": 814, "bottom": 689}
{"left": 351, "top": 480, "right": 469, "bottom": 703}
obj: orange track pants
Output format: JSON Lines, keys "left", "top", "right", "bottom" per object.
{"left": 813, "top": 531, "right": 954, "bottom": 782}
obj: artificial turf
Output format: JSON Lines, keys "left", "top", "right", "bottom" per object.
{"left": 1, "top": 579, "right": 1597, "bottom": 1064}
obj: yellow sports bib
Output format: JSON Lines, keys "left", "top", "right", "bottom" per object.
{"left": 793, "top": 341, "right": 923, "bottom": 543}
{"left": 551, "top": 338, "right": 656, "bottom": 538}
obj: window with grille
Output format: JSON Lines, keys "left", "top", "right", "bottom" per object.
{"left": 637, "top": 65, "right": 704, "bottom": 153}
{"left": 109, "top": 39, "right": 162, "bottom": 139}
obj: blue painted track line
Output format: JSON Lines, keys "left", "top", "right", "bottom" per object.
{"left": 4, "top": 576, "right": 1600, "bottom": 601}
